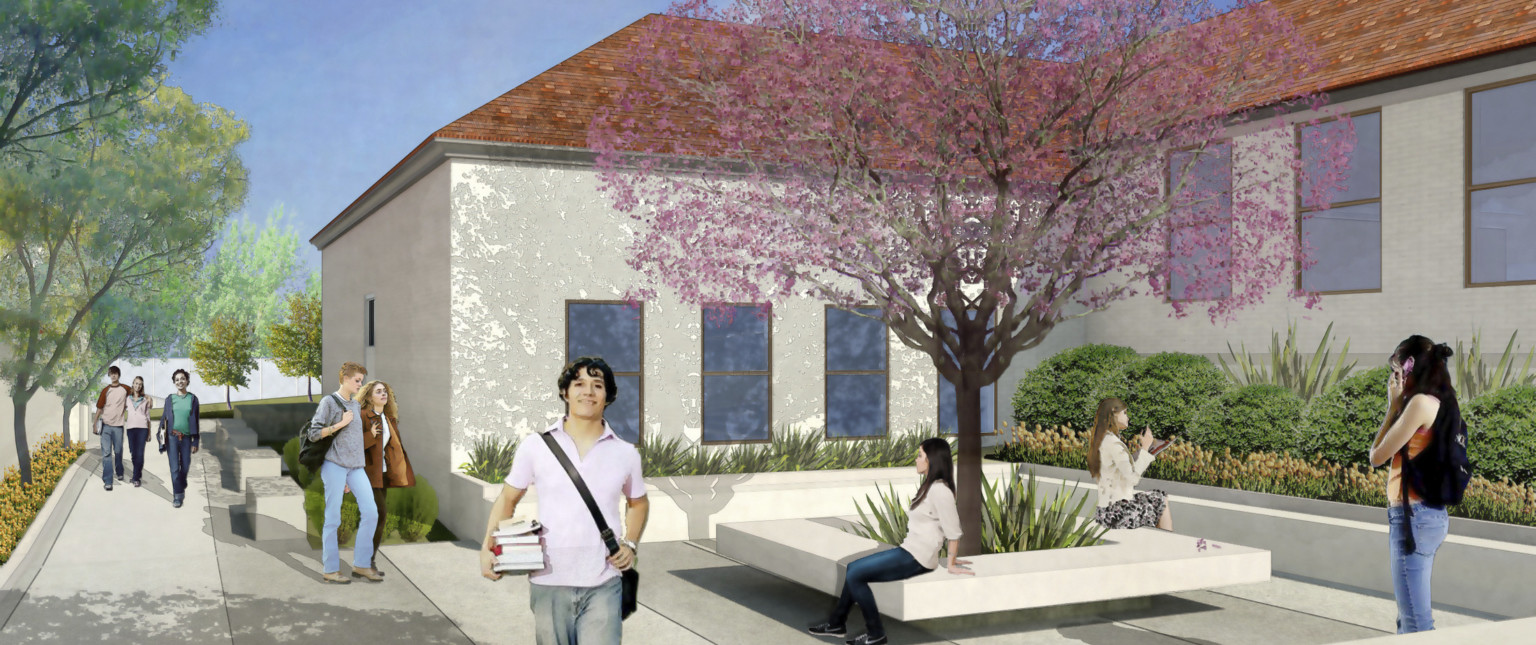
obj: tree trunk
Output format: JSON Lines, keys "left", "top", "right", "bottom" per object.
{"left": 61, "top": 398, "right": 72, "bottom": 448}
{"left": 226, "top": 385, "right": 232, "bottom": 413}
{"left": 955, "top": 379, "right": 984, "bottom": 556}
{"left": 307, "top": 378, "right": 313, "bottom": 402}
{"left": 13, "top": 395, "right": 34, "bottom": 484}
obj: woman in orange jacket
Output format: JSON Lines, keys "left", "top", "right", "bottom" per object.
{"left": 356, "top": 380, "right": 416, "bottom": 574}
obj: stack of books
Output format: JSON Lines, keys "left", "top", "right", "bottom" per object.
{"left": 492, "top": 517, "right": 545, "bottom": 573}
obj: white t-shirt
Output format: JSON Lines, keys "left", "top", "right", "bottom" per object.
{"left": 380, "top": 416, "right": 391, "bottom": 472}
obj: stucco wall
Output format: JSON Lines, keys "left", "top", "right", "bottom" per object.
{"left": 0, "top": 379, "right": 89, "bottom": 475}
{"left": 320, "top": 162, "right": 451, "bottom": 518}
{"left": 1084, "top": 59, "right": 1536, "bottom": 358}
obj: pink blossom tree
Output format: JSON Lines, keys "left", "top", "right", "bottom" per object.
{"left": 591, "top": 0, "right": 1355, "bottom": 555}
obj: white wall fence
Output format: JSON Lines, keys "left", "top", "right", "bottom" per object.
{"left": 111, "top": 358, "right": 320, "bottom": 406}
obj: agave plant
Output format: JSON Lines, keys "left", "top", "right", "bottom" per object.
{"left": 771, "top": 426, "right": 833, "bottom": 471}
{"left": 1454, "top": 329, "right": 1536, "bottom": 400}
{"left": 458, "top": 433, "right": 520, "bottom": 483}
{"left": 848, "top": 483, "right": 911, "bottom": 547}
{"left": 1218, "top": 320, "right": 1356, "bottom": 402}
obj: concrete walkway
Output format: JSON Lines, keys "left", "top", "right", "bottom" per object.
{"left": 0, "top": 446, "right": 1503, "bottom": 644}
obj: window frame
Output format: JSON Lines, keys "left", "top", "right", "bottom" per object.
{"left": 1465, "top": 73, "right": 1536, "bottom": 288}
{"left": 700, "top": 303, "right": 774, "bottom": 445}
{"left": 564, "top": 299, "right": 646, "bottom": 445}
{"left": 823, "top": 304, "right": 890, "bottom": 441}
{"left": 1163, "top": 141, "right": 1235, "bottom": 303}
{"left": 1295, "top": 107, "right": 1384, "bottom": 296}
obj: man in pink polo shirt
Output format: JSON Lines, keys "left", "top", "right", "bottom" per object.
{"left": 480, "top": 356, "right": 649, "bottom": 645}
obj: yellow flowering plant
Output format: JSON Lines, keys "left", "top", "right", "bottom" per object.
{"left": 1, "top": 434, "right": 86, "bottom": 564}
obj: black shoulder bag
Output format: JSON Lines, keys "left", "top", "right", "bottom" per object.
{"left": 537, "top": 431, "right": 639, "bottom": 620}
{"left": 299, "top": 394, "right": 348, "bottom": 472}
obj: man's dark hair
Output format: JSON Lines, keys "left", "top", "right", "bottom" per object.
{"left": 172, "top": 368, "right": 191, "bottom": 383}
{"left": 557, "top": 356, "right": 618, "bottom": 405}
{"left": 107, "top": 365, "right": 121, "bottom": 377}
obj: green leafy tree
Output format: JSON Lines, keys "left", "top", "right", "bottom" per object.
{"left": 176, "top": 206, "right": 304, "bottom": 355}
{"left": 0, "top": 85, "right": 246, "bottom": 483}
{"left": 53, "top": 289, "right": 181, "bottom": 445}
{"left": 264, "top": 281, "right": 320, "bottom": 401}
{"left": 0, "top": 0, "right": 217, "bottom": 156}
{"left": 190, "top": 314, "right": 257, "bottom": 411}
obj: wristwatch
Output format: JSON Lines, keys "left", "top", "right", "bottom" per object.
{"left": 619, "top": 538, "right": 638, "bottom": 554}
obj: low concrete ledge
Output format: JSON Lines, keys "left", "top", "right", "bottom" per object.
{"left": 244, "top": 475, "right": 306, "bottom": 540}
{"left": 234, "top": 448, "right": 281, "bottom": 492}
{"left": 717, "top": 517, "right": 1270, "bottom": 622}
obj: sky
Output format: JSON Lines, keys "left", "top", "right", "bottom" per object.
{"left": 165, "top": 0, "right": 679, "bottom": 278}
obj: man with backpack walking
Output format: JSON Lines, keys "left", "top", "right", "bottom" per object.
{"left": 303, "top": 361, "right": 382, "bottom": 584}
{"left": 90, "top": 365, "right": 134, "bottom": 491}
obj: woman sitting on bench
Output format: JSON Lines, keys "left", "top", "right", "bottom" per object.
{"left": 1088, "top": 397, "right": 1173, "bottom": 531}
{"left": 807, "top": 438, "right": 973, "bottom": 645}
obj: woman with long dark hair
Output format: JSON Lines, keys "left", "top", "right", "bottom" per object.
{"left": 808, "top": 438, "right": 972, "bottom": 645}
{"left": 1368, "top": 335, "right": 1458, "bottom": 634}
{"left": 1087, "top": 397, "right": 1172, "bottom": 530}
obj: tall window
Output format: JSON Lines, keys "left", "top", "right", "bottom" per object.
{"left": 1167, "top": 142, "right": 1233, "bottom": 300}
{"left": 1468, "top": 77, "right": 1536, "bottom": 286}
{"left": 1300, "top": 110, "right": 1382, "bottom": 293}
{"left": 825, "top": 306, "right": 887, "bottom": 438}
{"left": 936, "top": 308, "right": 996, "bottom": 436}
{"left": 566, "top": 301, "right": 643, "bottom": 444}
{"left": 365, "top": 297, "right": 376, "bottom": 347}
{"left": 702, "top": 305, "right": 772, "bottom": 443}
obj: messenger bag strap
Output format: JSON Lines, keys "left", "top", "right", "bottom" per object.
{"left": 538, "top": 430, "right": 621, "bottom": 557}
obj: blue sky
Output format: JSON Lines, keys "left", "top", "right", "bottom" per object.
{"left": 166, "top": 0, "right": 678, "bottom": 278}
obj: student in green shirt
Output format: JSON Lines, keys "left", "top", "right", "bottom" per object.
{"left": 159, "top": 369, "right": 201, "bottom": 508}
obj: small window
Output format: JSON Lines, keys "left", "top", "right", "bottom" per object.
{"left": 1299, "top": 111, "right": 1382, "bottom": 293}
{"left": 1468, "top": 77, "right": 1536, "bottom": 286}
{"left": 936, "top": 310, "right": 996, "bottom": 435}
{"left": 566, "top": 301, "right": 644, "bottom": 444}
{"left": 1167, "top": 143, "right": 1233, "bottom": 300}
{"left": 366, "top": 297, "right": 375, "bottom": 347}
{"left": 702, "top": 305, "right": 771, "bottom": 443}
{"left": 825, "top": 306, "right": 888, "bottom": 438}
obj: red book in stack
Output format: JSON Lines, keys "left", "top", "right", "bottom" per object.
{"left": 492, "top": 517, "right": 545, "bottom": 573}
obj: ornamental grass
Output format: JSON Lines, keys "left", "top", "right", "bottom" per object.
{"left": 0, "top": 434, "right": 86, "bottom": 564}
{"left": 991, "top": 422, "right": 1536, "bottom": 527}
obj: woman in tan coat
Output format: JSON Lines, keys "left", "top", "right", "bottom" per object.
{"left": 356, "top": 380, "right": 416, "bottom": 574}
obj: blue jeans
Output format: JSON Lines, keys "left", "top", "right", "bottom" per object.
{"left": 319, "top": 460, "right": 378, "bottom": 574}
{"left": 528, "top": 576, "right": 623, "bottom": 645}
{"left": 125, "top": 427, "right": 149, "bottom": 482}
{"left": 99, "top": 425, "right": 124, "bottom": 484}
{"left": 830, "top": 547, "right": 930, "bottom": 639}
{"left": 166, "top": 432, "right": 194, "bottom": 496}
{"left": 1389, "top": 503, "right": 1449, "bottom": 634}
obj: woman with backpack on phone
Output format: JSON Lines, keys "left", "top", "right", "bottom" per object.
{"left": 1369, "top": 335, "right": 1461, "bottom": 634}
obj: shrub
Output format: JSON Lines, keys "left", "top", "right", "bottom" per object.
{"left": 282, "top": 434, "right": 316, "bottom": 489}
{"left": 1454, "top": 329, "right": 1536, "bottom": 400}
{"left": 460, "top": 434, "right": 520, "bottom": 484}
{"left": 1186, "top": 384, "right": 1307, "bottom": 457}
{"left": 1298, "top": 366, "right": 1391, "bottom": 469}
{"left": 1, "top": 434, "right": 85, "bottom": 564}
{"left": 387, "top": 475, "right": 440, "bottom": 542}
{"left": 1011, "top": 344, "right": 1141, "bottom": 432}
{"left": 1464, "top": 385, "right": 1536, "bottom": 486}
{"left": 304, "top": 480, "right": 360, "bottom": 546}
{"left": 638, "top": 425, "right": 935, "bottom": 477}
{"left": 1089, "top": 352, "right": 1230, "bottom": 439}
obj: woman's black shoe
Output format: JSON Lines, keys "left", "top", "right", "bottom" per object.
{"left": 846, "top": 634, "right": 887, "bottom": 645}
{"left": 808, "top": 623, "right": 847, "bottom": 637}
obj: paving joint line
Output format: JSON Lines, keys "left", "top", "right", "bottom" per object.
{"left": 380, "top": 550, "right": 478, "bottom": 644}
{"left": 1199, "top": 588, "right": 1395, "bottom": 635}
{"left": 0, "top": 452, "right": 93, "bottom": 631}
{"left": 199, "top": 451, "right": 238, "bottom": 645}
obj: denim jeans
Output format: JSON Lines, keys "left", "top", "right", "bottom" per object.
{"left": 528, "top": 576, "right": 623, "bottom": 645}
{"left": 319, "top": 460, "right": 378, "bottom": 574}
{"left": 829, "top": 547, "right": 930, "bottom": 639}
{"left": 99, "top": 425, "right": 124, "bottom": 484}
{"left": 166, "top": 433, "right": 194, "bottom": 497}
{"left": 1389, "top": 503, "right": 1449, "bottom": 634}
{"left": 125, "top": 427, "right": 149, "bottom": 482}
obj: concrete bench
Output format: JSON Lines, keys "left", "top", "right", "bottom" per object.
{"left": 716, "top": 517, "right": 1270, "bottom": 621}
{"left": 214, "top": 418, "right": 259, "bottom": 455}
{"left": 233, "top": 448, "right": 282, "bottom": 492}
{"left": 244, "top": 475, "right": 307, "bottom": 540}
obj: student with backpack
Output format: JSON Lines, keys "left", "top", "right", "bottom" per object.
{"left": 1368, "top": 335, "right": 1472, "bottom": 634}
{"left": 304, "top": 361, "right": 382, "bottom": 584}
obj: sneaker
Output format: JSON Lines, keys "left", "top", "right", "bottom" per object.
{"left": 368, "top": 563, "right": 386, "bottom": 577}
{"left": 846, "top": 635, "right": 887, "bottom": 645}
{"left": 808, "top": 623, "right": 847, "bottom": 637}
{"left": 350, "top": 567, "right": 384, "bottom": 582}
{"left": 322, "top": 572, "right": 352, "bottom": 584}
{"left": 117, "top": 474, "right": 124, "bottom": 482}
{"left": 104, "top": 482, "right": 113, "bottom": 491}
{"left": 173, "top": 495, "right": 183, "bottom": 508}
{"left": 133, "top": 480, "right": 142, "bottom": 488}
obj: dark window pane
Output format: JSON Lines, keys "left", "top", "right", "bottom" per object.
{"left": 938, "top": 377, "right": 995, "bottom": 435}
{"left": 1471, "top": 183, "right": 1536, "bottom": 284}
{"left": 1302, "top": 112, "right": 1380, "bottom": 204}
{"left": 568, "top": 303, "right": 642, "bottom": 372}
{"left": 826, "top": 307, "right": 886, "bottom": 371}
{"left": 603, "top": 375, "right": 642, "bottom": 444}
{"left": 1169, "top": 222, "right": 1232, "bottom": 300}
{"left": 1472, "top": 80, "right": 1536, "bottom": 186}
{"left": 1301, "top": 202, "right": 1381, "bottom": 292}
{"left": 703, "top": 305, "right": 769, "bottom": 372}
{"left": 703, "top": 375, "right": 770, "bottom": 442}
{"left": 367, "top": 299, "right": 375, "bottom": 347}
{"left": 1168, "top": 143, "right": 1232, "bottom": 227}
{"left": 827, "top": 374, "right": 887, "bottom": 437}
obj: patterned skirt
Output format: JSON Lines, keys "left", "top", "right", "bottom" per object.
{"left": 1094, "top": 490, "right": 1169, "bottom": 530}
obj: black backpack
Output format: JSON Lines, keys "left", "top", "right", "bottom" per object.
{"left": 298, "top": 394, "right": 349, "bottom": 472}
{"left": 1399, "top": 395, "right": 1473, "bottom": 551}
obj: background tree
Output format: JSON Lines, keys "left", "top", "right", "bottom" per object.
{"left": 0, "top": 85, "right": 246, "bottom": 483}
{"left": 265, "top": 278, "right": 321, "bottom": 401}
{"left": 190, "top": 314, "right": 257, "bottom": 411}
{"left": 0, "top": 0, "right": 217, "bottom": 157}
{"left": 173, "top": 206, "right": 304, "bottom": 356}
{"left": 52, "top": 289, "right": 181, "bottom": 446}
{"left": 592, "top": 0, "right": 1354, "bottom": 554}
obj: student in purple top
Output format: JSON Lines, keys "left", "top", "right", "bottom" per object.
{"left": 480, "top": 356, "right": 650, "bottom": 645}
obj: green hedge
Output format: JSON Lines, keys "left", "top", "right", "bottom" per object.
{"left": 281, "top": 434, "right": 316, "bottom": 490}
{"left": 1011, "top": 344, "right": 1141, "bottom": 432}
{"left": 303, "top": 470, "right": 439, "bottom": 545}
{"left": 1464, "top": 385, "right": 1536, "bottom": 486}
{"left": 1298, "top": 366, "right": 1390, "bottom": 468}
{"left": 1088, "top": 352, "right": 1230, "bottom": 439}
{"left": 1187, "top": 384, "right": 1307, "bottom": 456}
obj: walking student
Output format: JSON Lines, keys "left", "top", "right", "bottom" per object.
{"left": 808, "top": 438, "right": 972, "bottom": 645}
{"left": 124, "top": 376, "right": 153, "bottom": 488}
{"left": 1087, "top": 397, "right": 1173, "bottom": 531}
{"left": 307, "top": 362, "right": 382, "bottom": 584}
{"left": 358, "top": 380, "right": 416, "bottom": 575}
{"left": 90, "top": 365, "right": 133, "bottom": 491}
{"left": 1369, "top": 336, "right": 1460, "bottom": 634}
{"left": 480, "top": 356, "right": 649, "bottom": 645}
{"left": 160, "top": 369, "right": 201, "bottom": 508}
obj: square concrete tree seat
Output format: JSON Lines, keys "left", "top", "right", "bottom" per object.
{"left": 716, "top": 518, "right": 1271, "bottom": 622}
{"left": 234, "top": 448, "right": 282, "bottom": 492}
{"left": 244, "top": 476, "right": 307, "bottom": 540}
{"left": 213, "top": 419, "right": 259, "bottom": 455}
